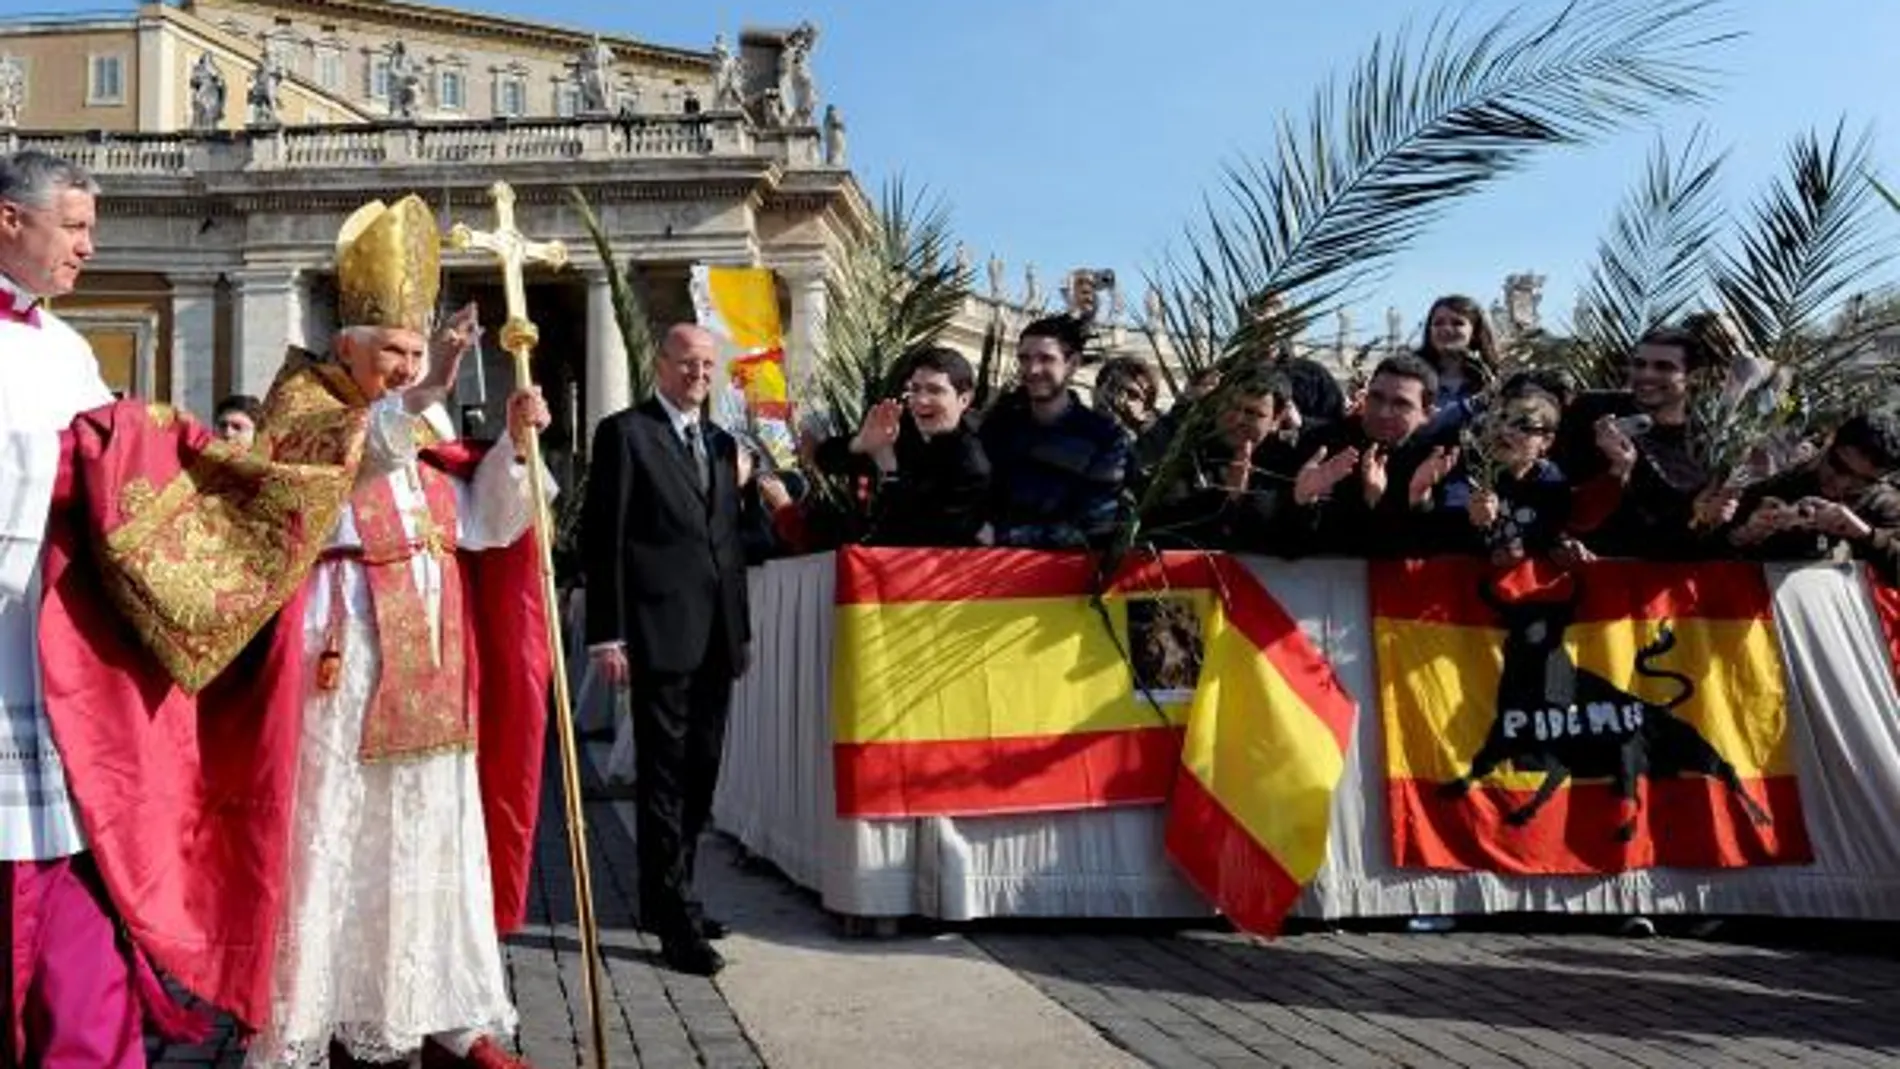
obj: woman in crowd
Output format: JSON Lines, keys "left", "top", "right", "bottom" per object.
{"left": 1416, "top": 294, "right": 1501, "bottom": 442}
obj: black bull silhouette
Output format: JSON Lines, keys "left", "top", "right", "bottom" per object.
{"left": 1437, "top": 575, "right": 1773, "bottom": 841}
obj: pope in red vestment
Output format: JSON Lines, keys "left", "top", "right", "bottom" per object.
{"left": 35, "top": 194, "right": 555, "bottom": 1068}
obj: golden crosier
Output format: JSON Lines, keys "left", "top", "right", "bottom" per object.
{"left": 499, "top": 317, "right": 540, "bottom": 355}
{"left": 335, "top": 194, "right": 442, "bottom": 333}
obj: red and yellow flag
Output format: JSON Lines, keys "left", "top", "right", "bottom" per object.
{"left": 1373, "top": 558, "right": 1811, "bottom": 875}
{"left": 1873, "top": 568, "right": 1900, "bottom": 694}
{"left": 832, "top": 547, "right": 1357, "bottom": 935}
{"left": 832, "top": 548, "right": 1188, "bottom": 817}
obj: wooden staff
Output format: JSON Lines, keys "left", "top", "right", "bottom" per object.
{"left": 448, "top": 180, "right": 609, "bottom": 1069}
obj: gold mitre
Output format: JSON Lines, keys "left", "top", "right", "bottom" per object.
{"left": 334, "top": 194, "right": 441, "bottom": 333}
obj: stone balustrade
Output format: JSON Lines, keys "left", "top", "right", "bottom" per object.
{"left": 0, "top": 112, "right": 794, "bottom": 177}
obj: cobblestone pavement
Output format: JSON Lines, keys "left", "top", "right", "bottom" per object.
{"left": 151, "top": 742, "right": 763, "bottom": 1068}
{"left": 145, "top": 735, "right": 1900, "bottom": 1069}
{"left": 971, "top": 920, "right": 1900, "bottom": 1068}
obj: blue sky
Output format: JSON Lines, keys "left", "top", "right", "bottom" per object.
{"left": 604, "top": 0, "right": 1892, "bottom": 347}
{"left": 214, "top": 1, "right": 1900, "bottom": 343}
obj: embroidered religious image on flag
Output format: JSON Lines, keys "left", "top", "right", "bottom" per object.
{"left": 1373, "top": 558, "right": 1812, "bottom": 874}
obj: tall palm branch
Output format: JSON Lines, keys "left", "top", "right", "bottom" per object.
{"left": 806, "top": 180, "right": 972, "bottom": 513}
{"left": 1127, "top": 0, "right": 1733, "bottom": 548}
{"left": 1709, "top": 122, "right": 1896, "bottom": 433}
{"left": 555, "top": 187, "right": 662, "bottom": 557}
{"left": 1565, "top": 128, "right": 1727, "bottom": 388}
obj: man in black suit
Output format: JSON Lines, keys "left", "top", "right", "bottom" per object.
{"left": 582, "top": 323, "right": 750, "bottom": 976}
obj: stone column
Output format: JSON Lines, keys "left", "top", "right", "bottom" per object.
{"left": 229, "top": 268, "right": 298, "bottom": 398}
{"left": 584, "top": 267, "right": 633, "bottom": 441}
{"left": 779, "top": 262, "right": 828, "bottom": 397}
{"left": 166, "top": 272, "right": 219, "bottom": 418}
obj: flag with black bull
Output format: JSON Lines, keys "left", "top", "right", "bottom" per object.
{"left": 1373, "top": 558, "right": 1812, "bottom": 874}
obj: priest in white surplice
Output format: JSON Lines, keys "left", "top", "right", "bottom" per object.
{"left": 0, "top": 150, "right": 154, "bottom": 1069}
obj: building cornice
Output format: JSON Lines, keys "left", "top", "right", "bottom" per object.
{"left": 186, "top": 0, "right": 711, "bottom": 70}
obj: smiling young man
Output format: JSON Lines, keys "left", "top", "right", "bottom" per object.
{"left": 977, "top": 314, "right": 1129, "bottom": 548}
{"left": 1552, "top": 325, "right": 1718, "bottom": 559}
{"left": 815, "top": 345, "right": 991, "bottom": 546}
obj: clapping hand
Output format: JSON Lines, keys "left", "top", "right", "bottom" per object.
{"left": 1222, "top": 439, "right": 1255, "bottom": 495}
{"left": 1360, "top": 445, "right": 1390, "bottom": 508}
{"left": 1410, "top": 445, "right": 1459, "bottom": 507}
{"left": 1293, "top": 445, "right": 1360, "bottom": 506}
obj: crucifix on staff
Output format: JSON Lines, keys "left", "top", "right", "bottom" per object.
{"left": 449, "top": 180, "right": 612, "bottom": 1069}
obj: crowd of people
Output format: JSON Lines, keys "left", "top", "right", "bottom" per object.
{"left": 735, "top": 300, "right": 1900, "bottom": 585}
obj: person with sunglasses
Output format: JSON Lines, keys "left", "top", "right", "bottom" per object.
{"left": 1721, "top": 410, "right": 1900, "bottom": 584}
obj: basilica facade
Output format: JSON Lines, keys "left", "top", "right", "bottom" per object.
{"left": 0, "top": 0, "right": 861, "bottom": 455}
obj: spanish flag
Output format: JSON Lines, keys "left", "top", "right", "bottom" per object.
{"left": 832, "top": 547, "right": 1189, "bottom": 817}
{"left": 832, "top": 547, "right": 1357, "bottom": 934}
{"left": 1373, "top": 558, "right": 1812, "bottom": 874}
{"left": 1874, "top": 569, "right": 1900, "bottom": 692}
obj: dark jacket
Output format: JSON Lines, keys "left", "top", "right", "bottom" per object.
{"left": 1132, "top": 417, "right": 1300, "bottom": 553}
{"left": 815, "top": 415, "right": 991, "bottom": 547}
{"left": 1436, "top": 458, "right": 1572, "bottom": 558}
{"left": 582, "top": 398, "right": 750, "bottom": 675}
{"left": 978, "top": 389, "right": 1129, "bottom": 549}
{"left": 1284, "top": 418, "right": 1447, "bottom": 558}
{"left": 1554, "top": 391, "right": 1708, "bottom": 559}
{"left": 1720, "top": 463, "right": 1900, "bottom": 585}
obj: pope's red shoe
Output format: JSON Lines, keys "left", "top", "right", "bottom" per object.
{"left": 466, "top": 1037, "right": 537, "bottom": 1069}
{"left": 419, "top": 1036, "right": 536, "bottom": 1069}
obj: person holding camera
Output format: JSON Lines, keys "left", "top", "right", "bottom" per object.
{"left": 1552, "top": 326, "right": 1728, "bottom": 561}
{"left": 1720, "top": 410, "right": 1900, "bottom": 584}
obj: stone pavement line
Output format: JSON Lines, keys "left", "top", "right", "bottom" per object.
{"left": 974, "top": 926, "right": 1900, "bottom": 1069}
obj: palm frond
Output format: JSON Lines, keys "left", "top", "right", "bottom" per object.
{"left": 1870, "top": 173, "right": 1900, "bottom": 216}
{"left": 1565, "top": 128, "right": 1727, "bottom": 387}
{"left": 1129, "top": 0, "right": 1734, "bottom": 540}
{"left": 807, "top": 179, "right": 972, "bottom": 513}
{"left": 567, "top": 187, "right": 658, "bottom": 402}
{"left": 1714, "top": 122, "right": 1888, "bottom": 363}
{"left": 1708, "top": 123, "right": 1895, "bottom": 437}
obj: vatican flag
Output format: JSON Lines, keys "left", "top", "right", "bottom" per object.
{"left": 690, "top": 265, "right": 795, "bottom": 466}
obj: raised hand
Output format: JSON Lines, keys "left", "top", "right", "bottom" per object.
{"left": 851, "top": 399, "right": 903, "bottom": 468}
{"left": 1594, "top": 414, "right": 1638, "bottom": 479}
{"left": 407, "top": 301, "right": 481, "bottom": 415}
{"left": 506, "top": 386, "right": 550, "bottom": 454}
{"left": 1294, "top": 445, "right": 1360, "bottom": 506}
{"left": 1360, "top": 444, "right": 1389, "bottom": 508}
{"left": 1222, "top": 439, "right": 1255, "bottom": 495}
{"left": 1410, "top": 445, "right": 1460, "bottom": 507}
{"left": 1690, "top": 483, "right": 1741, "bottom": 529}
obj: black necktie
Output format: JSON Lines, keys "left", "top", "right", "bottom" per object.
{"left": 683, "top": 422, "right": 710, "bottom": 494}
